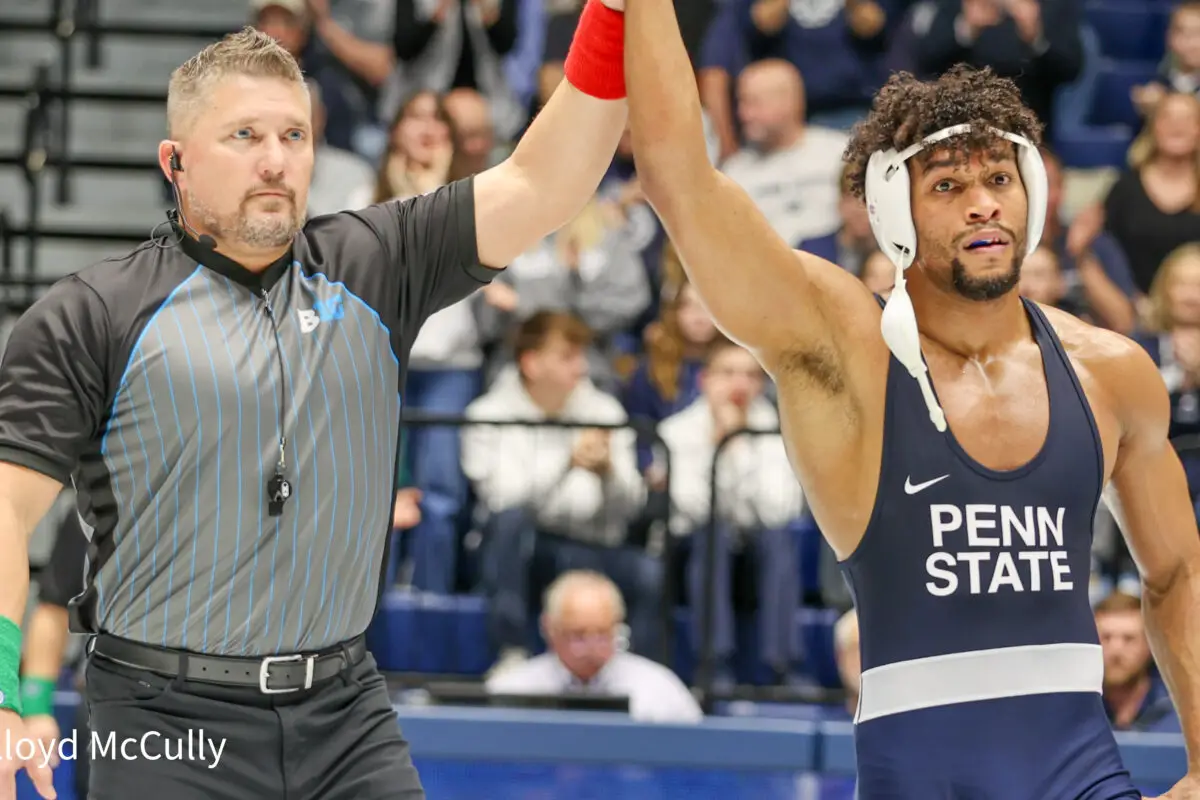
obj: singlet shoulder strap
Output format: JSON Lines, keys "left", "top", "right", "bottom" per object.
{"left": 873, "top": 293, "right": 886, "bottom": 310}
{"left": 1021, "top": 296, "right": 1106, "bottom": 501}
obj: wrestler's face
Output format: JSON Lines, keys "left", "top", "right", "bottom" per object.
{"left": 909, "top": 144, "right": 1027, "bottom": 302}
{"left": 544, "top": 585, "right": 619, "bottom": 683}
{"left": 168, "top": 74, "right": 312, "bottom": 250}
{"left": 1097, "top": 609, "right": 1152, "bottom": 689}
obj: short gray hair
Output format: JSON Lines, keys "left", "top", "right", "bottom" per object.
{"left": 543, "top": 570, "right": 626, "bottom": 624}
{"left": 167, "top": 26, "right": 305, "bottom": 137}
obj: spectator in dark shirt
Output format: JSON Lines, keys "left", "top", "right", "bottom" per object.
{"left": 1096, "top": 591, "right": 1181, "bottom": 734}
{"left": 915, "top": 0, "right": 1083, "bottom": 138}
{"left": 1038, "top": 147, "right": 1136, "bottom": 334}
{"left": 1070, "top": 92, "right": 1200, "bottom": 300}
{"left": 697, "top": 0, "right": 903, "bottom": 161}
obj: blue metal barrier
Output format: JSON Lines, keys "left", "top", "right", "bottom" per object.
{"left": 21, "top": 696, "right": 1186, "bottom": 800}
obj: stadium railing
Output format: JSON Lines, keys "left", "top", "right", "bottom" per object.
{"left": 26, "top": 695, "right": 1188, "bottom": 800}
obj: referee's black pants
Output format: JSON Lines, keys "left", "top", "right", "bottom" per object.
{"left": 83, "top": 649, "right": 424, "bottom": 799}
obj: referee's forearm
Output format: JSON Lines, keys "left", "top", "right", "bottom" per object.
{"left": 20, "top": 606, "right": 68, "bottom": 680}
{"left": 0, "top": 502, "right": 32, "bottom": 628}
{"left": 474, "top": 82, "right": 626, "bottom": 267}
{"left": 508, "top": 81, "right": 626, "bottom": 203}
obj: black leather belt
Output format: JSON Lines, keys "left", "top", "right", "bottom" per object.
{"left": 89, "top": 633, "right": 367, "bottom": 694}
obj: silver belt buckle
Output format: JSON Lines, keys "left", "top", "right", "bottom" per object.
{"left": 258, "top": 654, "right": 315, "bottom": 694}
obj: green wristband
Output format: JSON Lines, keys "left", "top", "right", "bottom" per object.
{"left": 0, "top": 616, "right": 20, "bottom": 715}
{"left": 19, "top": 677, "right": 55, "bottom": 718}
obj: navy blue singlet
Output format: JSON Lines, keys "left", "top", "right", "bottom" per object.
{"left": 840, "top": 297, "right": 1141, "bottom": 800}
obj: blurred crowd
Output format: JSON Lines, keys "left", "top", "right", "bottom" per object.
{"left": 250, "top": 0, "right": 1200, "bottom": 722}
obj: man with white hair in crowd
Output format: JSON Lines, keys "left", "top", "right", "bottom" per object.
{"left": 486, "top": 570, "right": 703, "bottom": 723}
{"left": 658, "top": 335, "right": 805, "bottom": 687}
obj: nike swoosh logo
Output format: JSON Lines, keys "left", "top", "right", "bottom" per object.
{"left": 904, "top": 474, "right": 950, "bottom": 495}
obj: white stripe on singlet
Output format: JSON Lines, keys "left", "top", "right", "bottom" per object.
{"left": 855, "top": 642, "right": 1104, "bottom": 723}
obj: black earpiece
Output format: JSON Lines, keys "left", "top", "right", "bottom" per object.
{"left": 166, "top": 148, "right": 215, "bottom": 249}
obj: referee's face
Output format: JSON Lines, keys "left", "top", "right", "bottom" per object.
{"left": 178, "top": 74, "right": 313, "bottom": 257}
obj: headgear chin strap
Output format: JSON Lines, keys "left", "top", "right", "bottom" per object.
{"left": 863, "top": 123, "right": 1048, "bottom": 432}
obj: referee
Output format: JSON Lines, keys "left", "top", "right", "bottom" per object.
{"left": 0, "top": 4, "right": 630, "bottom": 798}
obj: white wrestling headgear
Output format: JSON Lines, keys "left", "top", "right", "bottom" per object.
{"left": 863, "top": 123, "right": 1048, "bottom": 432}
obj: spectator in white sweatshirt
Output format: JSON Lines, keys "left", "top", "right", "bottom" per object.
{"left": 462, "top": 312, "right": 658, "bottom": 671}
{"left": 658, "top": 336, "right": 806, "bottom": 687}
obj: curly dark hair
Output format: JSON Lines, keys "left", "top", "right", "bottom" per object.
{"left": 843, "top": 65, "right": 1043, "bottom": 200}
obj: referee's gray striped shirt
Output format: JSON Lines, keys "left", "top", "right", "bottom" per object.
{"left": 0, "top": 178, "right": 495, "bottom": 656}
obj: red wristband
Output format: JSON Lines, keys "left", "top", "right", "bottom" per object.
{"left": 563, "top": 0, "right": 626, "bottom": 100}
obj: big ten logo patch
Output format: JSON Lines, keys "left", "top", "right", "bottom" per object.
{"left": 297, "top": 295, "right": 344, "bottom": 333}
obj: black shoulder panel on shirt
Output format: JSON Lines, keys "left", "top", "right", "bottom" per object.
{"left": 298, "top": 176, "right": 498, "bottom": 358}
{"left": 0, "top": 239, "right": 203, "bottom": 485}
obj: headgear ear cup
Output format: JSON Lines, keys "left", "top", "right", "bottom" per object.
{"left": 864, "top": 150, "right": 917, "bottom": 271}
{"left": 865, "top": 146, "right": 947, "bottom": 431}
{"left": 1009, "top": 133, "right": 1048, "bottom": 256}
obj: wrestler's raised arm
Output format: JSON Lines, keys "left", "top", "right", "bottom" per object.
{"left": 624, "top": 0, "right": 885, "bottom": 389}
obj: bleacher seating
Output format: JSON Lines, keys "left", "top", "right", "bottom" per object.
{"left": 1091, "top": 61, "right": 1162, "bottom": 128}
{"left": 1052, "top": 1, "right": 1168, "bottom": 168}
{"left": 1084, "top": 2, "right": 1172, "bottom": 62}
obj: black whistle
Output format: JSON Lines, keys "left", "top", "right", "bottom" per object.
{"left": 267, "top": 474, "right": 292, "bottom": 517}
